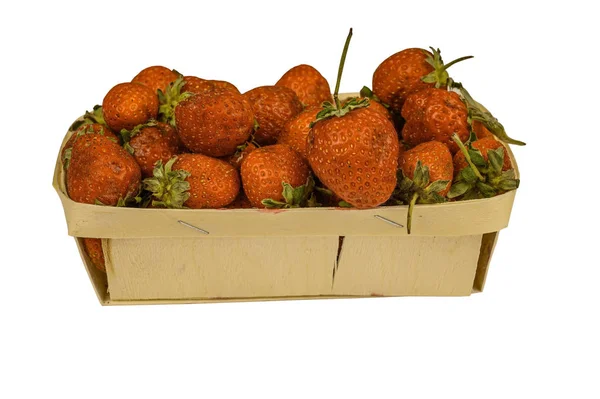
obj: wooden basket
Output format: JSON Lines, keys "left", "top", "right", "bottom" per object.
{"left": 54, "top": 95, "right": 519, "bottom": 305}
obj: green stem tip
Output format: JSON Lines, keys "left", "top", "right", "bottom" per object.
{"left": 333, "top": 28, "right": 353, "bottom": 110}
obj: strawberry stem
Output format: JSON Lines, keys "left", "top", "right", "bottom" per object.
{"left": 452, "top": 133, "right": 485, "bottom": 182}
{"left": 441, "top": 55, "right": 474, "bottom": 72}
{"left": 407, "top": 192, "right": 419, "bottom": 235}
{"left": 333, "top": 28, "right": 353, "bottom": 111}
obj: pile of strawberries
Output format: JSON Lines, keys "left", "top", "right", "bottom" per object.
{"left": 61, "top": 29, "right": 524, "bottom": 271}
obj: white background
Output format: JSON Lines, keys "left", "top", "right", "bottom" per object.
{"left": 1, "top": 1, "right": 598, "bottom": 398}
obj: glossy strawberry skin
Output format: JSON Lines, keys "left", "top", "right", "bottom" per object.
{"left": 472, "top": 120, "right": 495, "bottom": 139}
{"left": 307, "top": 107, "right": 399, "bottom": 209}
{"left": 240, "top": 144, "right": 309, "bottom": 208}
{"left": 128, "top": 122, "right": 180, "bottom": 178}
{"left": 453, "top": 137, "right": 512, "bottom": 176}
{"left": 372, "top": 48, "right": 434, "bottom": 114}
{"left": 243, "top": 86, "right": 303, "bottom": 145}
{"left": 401, "top": 88, "right": 469, "bottom": 154}
{"left": 183, "top": 77, "right": 240, "bottom": 95}
{"left": 399, "top": 141, "right": 453, "bottom": 196}
{"left": 173, "top": 153, "right": 240, "bottom": 209}
{"left": 276, "top": 64, "right": 332, "bottom": 108}
{"left": 132, "top": 66, "right": 179, "bottom": 94}
{"left": 343, "top": 97, "right": 393, "bottom": 123}
{"left": 277, "top": 106, "right": 321, "bottom": 159}
{"left": 62, "top": 123, "right": 119, "bottom": 162}
{"left": 175, "top": 89, "right": 254, "bottom": 157}
{"left": 102, "top": 82, "right": 159, "bottom": 132}
{"left": 82, "top": 238, "right": 105, "bottom": 272}
{"left": 66, "top": 134, "right": 141, "bottom": 205}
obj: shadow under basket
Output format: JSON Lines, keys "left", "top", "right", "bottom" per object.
{"left": 54, "top": 98, "right": 519, "bottom": 306}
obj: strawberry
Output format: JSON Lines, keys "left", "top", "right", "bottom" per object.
{"left": 243, "top": 86, "right": 303, "bottom": 144}
{"left": 472, "top": 120, "right": 494, "bottom": 140}
{"left": 225, "top": 142, "right": 257, "bottom": 170}
{"left": 102, "top": 82, "right": 159, "bottom": 132}
{"left": 183, "top": 77, "right": 240, "bottom": 95}
{"left": 132, "top": 66, "right": 179, "bottom": 94}
{"left": 82, "top": 238, "right": 105, "bottom": 272}
{"left": 240, "top": 144, "right": 310, "bottom": 208}
{"left": 448, "top": 134, "right": 519, "bottom": 200}
{"left": 392, "top": 140, "right": 453, "bottom": 233}
{"left": 225, "top": 192, "right": 254, "bottom": 209}
{"left": 453, "top": 137, "right": 511, "bottom": 176}
{"left": 121, "top": 121, "right": 180, "bottom": 178}
{"left": 308, "top": 29, "right": 399, "bottom": 209}
{"left": 144, "top": 155, "right": 240, "bottom": 209}
{"left": 62, "top": 123, "right": 119, "bottom": 167}
{"left": 276, "top": 64, "right": 332, "bottom": 107}
{"left": 372, "top": 47, "right": 472, "bottom": 114}
{"left": 277, "top": 106, "right": 321, "bottom": 159}
{"left": 401, "top": 87, "right": 470, "bottom": 154}
{"left": 66, "top": 134, "right": 141, "bottom": 206}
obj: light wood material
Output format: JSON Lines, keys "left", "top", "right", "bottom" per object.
{"left": 472, "top": 232, "right": 499, "bottom": 293}
{"left": 332, "top": 235, "right": 483, "bottom": 296}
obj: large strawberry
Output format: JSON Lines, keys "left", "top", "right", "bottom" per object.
{"left": 307, "top": 29, "right": 399, "bottom": 209}
{"left": 401, "top": 87, "right": 470, "bottom": 154}
{"left": 276, "top": 64, "right": 332, "bottom": 108}
{"left": 66, "top": 133, "right": 141, "bottom": 206}
{"left": 243, "top": 85, "right": 303, "bottom": 145}
{"left": 144, "top": 155, "right": 239, "bottom": 209}
{"left": 372, "top": 47, "right": 472, "bottom": 114}
{"left": 392, "top": 140, "right": 453, "bottom": 233}
{"left": 132, "top": 66, "right": 180, "bottom": 95}
{"left": 240, "top": 144, "right": 310, "bottom": 208}
{"left": 121, "top": 121, "right": 180, "bottom": 178}
{"left": 448, "top": 134, "right": 519, "bottom": 200}
{"left": 62, "top": 121, "right": 119, "bottom": 167}
{"left": 183, "top": 77, "right": 240, "bottom": 95}
{"left": 102, "top": 82, "right": 159, "bottom": 132}
{"left": 277, "top": 106, "right": 321, "bottom": 159}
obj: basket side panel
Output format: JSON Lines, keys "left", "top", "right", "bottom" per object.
{"left": 472, "top": 232, "right": 499, "bottom": 293}
{"left": 73, "top": 238, "right": 109, "bottom": 304}
{"left": 105, "top": 236, "right": 338, "bottom": 301}
{"left": 332, "top": 235, "right": 483, "bottom": 296}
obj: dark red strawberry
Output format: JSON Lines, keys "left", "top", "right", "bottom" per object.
{"left": 241, "top": 144, "right": 310, "bottom": 208}
{"left": 102, "top": 82, "right": 159, "bottom": 132}
{"left": 144, "top": 155, "right": 239, "bottom": 209}
{"left": 276, "top": 64, "right": 332, "bottom": 107}
{"left": 132, "top": 66, "right": 179, "bottom": 94}
{"left": 66, "top": 134, "right": 141, "bottom": 205}
{"left": 122, "top": 121, "right": 180, "bottom": 178}
{"left": 243, "top": 85, "right": 303, "bottom": 144}
{"left": 62, "top": 123, "right": 119, "bottom": 167}
{"left": 401, "top": 87, "right": 470, "bottom": 154}
{"left": 277, "top": 106, "right": 321, "bottom": 159}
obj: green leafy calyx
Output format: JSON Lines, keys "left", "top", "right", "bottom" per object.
{"left": 158, "top": 76, "right": 194, "bottom": 127}
{"left": 262, "top": 176, "right": 319, "bottom": 208}
{"left": 421, "top": 47, "right": 473, "bottom": 88}
{"left": 142, "top": 157, "right": 191, "bottom": 208}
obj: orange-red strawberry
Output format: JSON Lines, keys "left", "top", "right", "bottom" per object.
{"left": 241, "top": 144, "right": 310, "bottom": 208}
{"left": 342, "top": 96, "right": 393, "bottom": 123}
{"left": 123, "top": 121, "right": 180, "bottom": 178}
{"left": 472, "top": 120, "right": 495, "bottom": 140}
{"left": 183, "top": 77, "right": 240, "bottom": 95}
{"left": 82, "top": 238, "right": 105, "bottom": 272}
{"left": 66, "top": 134, "right": 141, "bottom": 205}
{"left": 243, "top": 86, "right": 303, "bottom": 144}
{"left": 132, "top": 66, "right": 179, "bottom": 94}
{"left": 277, "top": 106, "right": 321, "bottom": 159}
{"left": 276, "top": 64, "right": 332, "bottom": 107}
{"left": 399, "top": 141, "right": 453, "bottom": 197}
{"left": 225, "top": 142, "right": 257, "bottom": 170}
{"left": 174, "top": 88, "right": 254, "bottom": 157}
{"left": 62, "top": 123, "right": 119, "bottom": 166}
{"left": 401, "top": 87, "right": 469, "bottom": 154}
{"left": 144, "top": 155, "right": 240, "bottom": 209}
{"left": 102, "top": 82, "right": 159, "bottom": 132}
{"left": 453, "top": 137, "right": 511, "bottom": 176}
{"left": 373, "top": 47, "right": 472, "bottom": 114}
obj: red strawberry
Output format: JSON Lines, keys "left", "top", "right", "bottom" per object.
{"left": 401, "top": 87, "right": 470, "bottom": 154}
{"left": 183, "top": 77, "right": 240, "bottom": 95}
{"left": 66, "top": 134, "right": 141, "bottom": 205}
{"left": 82, "top": 238, "right": 105, "bottom": 272}
{"left": 472, "top": 120, "right": 495, "bottom": 140}
{"left": 225, "top": 142, "right": 257, "bottom": 170}
{"left": 453, "top": 137, "right": 511, "bottom": 176}
{"left": 243, "top": 86, "right": 303, "bottom": 144}
{"left": 102, "top": 82, "right": 159, "bottom": 132}
{"left": 276, "top": 64, "right": 332, "bottom": 107}
{"left": 342, "top": 96, "right": 393, "bottom": 123}
{"left": 277, "top": 106, "right": 321, "bottom": 159}
{"left": 62, "top": 123, "right": 119, "bottom": 166}
{"left": 132, "top": 66, "right": 179, "bottom": 94}
{"left": 241, "top": 144, "right": 310, "bottom": 208}
{"left": 123, "top": 121, "right": 180, "bottom": 178}
{"left": 144, "top": 155, "right": 240, "bottom": 209}
{"left": 399, "top": 141, "right": 453, "bottom": 197}
{"left": 372, "top": 47, "right": 472, "bottom": 114}
{"left": 173, "top": 87, "right": 254, "bottom": 157}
